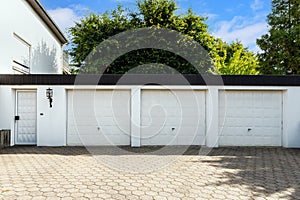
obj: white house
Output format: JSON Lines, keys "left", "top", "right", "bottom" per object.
{"left": 1, "top": 74, "right": 300, "bottom": 148}
{"left": 0, "top": 0, "right": 68, "bottom": 74}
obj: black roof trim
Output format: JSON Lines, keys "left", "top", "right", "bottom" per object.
{"left": 1, "top": 74, "right": 300, "bottom": 86}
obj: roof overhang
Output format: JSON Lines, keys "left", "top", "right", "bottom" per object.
{"left": 0, "top": 75, "right": 300, "bottom": 86}
{"left": 25, "top": 0, "right": 68, "bottom": 45}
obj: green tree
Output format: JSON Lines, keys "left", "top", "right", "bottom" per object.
{"left": 257, "top": 0, "right": 300, "bottom": 74}
{"left": 69, "top": 0, "right": 259, "bottom": 74}
{"left": 210, "top": 41, "right": 260, "bottom": 75}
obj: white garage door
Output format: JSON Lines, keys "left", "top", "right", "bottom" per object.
{"left": 67, "top": 90, "right": 131, "bottom": 146}
{"left": 219, "top": 91, "right": 282, "bottom": 146}
{"left": 141, "top": 90, "right": 206, "bottom": 146}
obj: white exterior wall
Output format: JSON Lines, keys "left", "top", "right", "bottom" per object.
{"left": 0, "top": 0, "right": 63, "bottom": 74}
{"left": 36, "top": 86, "right": 66, "bottom": 146}
{"left": 0, "top": 86, "right": 66, "bottom": 146}
{"left": 1, "top": 85, "right": 300, "bottom": 148}
{"left": 284, "top": 88, "right": 300, "bottom": 148}
{"left": 0, "top": 87, "right": 14, "bottom": 130}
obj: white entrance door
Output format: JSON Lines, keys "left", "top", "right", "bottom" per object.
{"left": 15, "top": 91, "right": 37, "bottom": 145}
{"left": 219, "top": 91, "right": 282, "bottom": 146}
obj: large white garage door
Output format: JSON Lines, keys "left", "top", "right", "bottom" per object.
{"left": 67, "top": 90, "right": 131, "bottom": 146}
{"left": 141, "top": 90, "right": 206, "bottom": 146}
{"left": 219, "top": 91, "right": 282, "bottom": 146}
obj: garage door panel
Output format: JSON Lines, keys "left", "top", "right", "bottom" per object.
{"left": 68, "top": 127, "right": 97, "bottom": 135}
{"left": 69, "top": 125, "right": 130, "bottom": 136}
{"left": 94, "top": 116, "right": 129, "bottom": 127}
{"left": 262, "top": 109, "right": 281, "bottom": 117}
{"left": 252, "top": 118, "right": 281, "bottom": 127}
{"left": 99, "top": 126, "right": 130, "bottom": 135}
{"left": 141, "top": 106, "right": 168, "bottom": 117}
{"left": 142, "top": 118, "right": 169, "bottom": 128}
{"left": 253, "top": 127, "right": 280, "bottom": 136}
{"left": 182, "top": 107, "right": 205, "bottom": 116}
{"left": 219, "top": 91, "right": 282, "bottom": 147}
{"left": 68, "top": 134, "right": 130, "bottom": 146}
{"left": 177, "top": 127, "right": 205, "bottom": 136}
{"left": 95, "top": 106, "right": 130, "bottom": 117}
{"left": 177, "top": 136, "right": 198, "bottom": 145}
{"left": 141, "top": 90, "right": 206, "bottom": 146}
{"left": 68, "top": 117, "right": 98, "bottom": 126}
{"left": 162, "top": 118, "right": 181, "bottom": 126}
{"left": 67, "top": 90, "right": 131, "bottom": 146}
{"left": 142, "top": 125, "right": 205, "bottom": 136}
{"left": 263, "top": 118, "right": 281, "bottom": 127}
{"left": 67, "top": 134, "right": 82, "bottom": 145}
{"left": 141, "top": 135, "right": 177, "bottom": 146}
{"left": 221, "top": 117, "right": 253, "bottom": 128}
{"left": 180, "top": 117, "right": 204, "bottom": 127}
{"left": 142, "top": 117, "right": 205, "bottom": 127}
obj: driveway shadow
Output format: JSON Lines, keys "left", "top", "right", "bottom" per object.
{"left": 0, "top": 146, "right": 90, "bottom": 156}
{"left": 196, "top": 147, "right": 300, "bottom": 199}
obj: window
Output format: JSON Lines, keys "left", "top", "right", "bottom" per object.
{"left": 12, "top": 33, "right": 31, "bottom": 74}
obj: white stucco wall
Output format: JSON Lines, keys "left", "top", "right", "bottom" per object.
{"left": 0, "top": 87, "right": 14, "bottom": 130}
{"left": 36, "top": 86, "right": 66, "bottom": 146}
{"left": 0, "top": 0, "right": 63, "bottom": 74}
{"left": 284, "top": 88, "right": 300, "bottom": 148}
{"left": 1, "top": 85, "right": 300, "bottom": 148}
{"left": 0, "top": 86, "right": 66, "bottom": 146}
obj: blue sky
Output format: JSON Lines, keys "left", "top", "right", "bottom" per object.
{"left": 40, "top": 0, "right": 271, "bottom": 52}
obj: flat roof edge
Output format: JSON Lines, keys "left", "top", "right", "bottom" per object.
{"left": 1, "top": 75, "right": 300, "bottom": 86}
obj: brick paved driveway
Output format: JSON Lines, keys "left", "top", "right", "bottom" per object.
{"left": 0, "top": 146, "right": 300, "bottom": 200}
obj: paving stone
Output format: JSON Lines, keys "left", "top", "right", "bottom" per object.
{"left": 0, "top": 146, "right": 299, "bottom": 199}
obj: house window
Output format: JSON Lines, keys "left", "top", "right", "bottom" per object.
{"left": 12, "top": 33, "right": 31, "bottom": 74}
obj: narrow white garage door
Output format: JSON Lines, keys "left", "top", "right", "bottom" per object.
{"left": 141, "top": 90, "right": 206, "bottom": 146}
{"left": 67, "top": 90, "right": 131, "bottom": 146}
{"left": 219, "top": 91, "right": 282, "bottom": 146}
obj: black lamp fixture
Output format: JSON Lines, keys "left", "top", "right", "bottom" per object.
{"left": 46, "top": 88, "right": 53, "bottom": 108}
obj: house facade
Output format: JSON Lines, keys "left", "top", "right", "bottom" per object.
{"left": 1, "top": 75, "right": 300, "bottom": 148}
{"left": 0, "top": 0, "right": 67, "bottom": 74}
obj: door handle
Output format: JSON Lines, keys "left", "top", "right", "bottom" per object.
{"left": 15, "top": 116, "right": 20, "bottom": 120}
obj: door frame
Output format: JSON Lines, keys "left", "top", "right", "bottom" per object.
{"left": 14, "top": 90, "right": 37, "bottom": 145}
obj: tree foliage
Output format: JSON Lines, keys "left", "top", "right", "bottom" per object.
{"left": 69, "top": 0, "right": 259, "bottom": 74}
{"left": 257, "top": 0, "right": 300, "bottom": 74}
{"left": 210, "top": 41, "right": 259, "bottom": 75}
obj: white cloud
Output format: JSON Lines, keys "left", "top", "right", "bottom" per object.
{"left": 47, "top": 6, "right": 85, "bottom": 36}
{"left": 251, "top": 0, "right": 264, "bottom": 11}
{"left": 213, "top": 15, "right": 268, "bottom": 52}
{"left": 205, "top": 13, "right": 218, "bottom": 20}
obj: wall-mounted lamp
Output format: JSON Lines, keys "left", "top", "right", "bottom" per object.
{"left": 46, "top": 88, "right": 53, "bottom": 108}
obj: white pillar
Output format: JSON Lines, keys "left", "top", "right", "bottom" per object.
{"left": 131, "top": 87, "right": 141, "bottom": 147}
{"left": 206, "top": 87, "right": 219, "bottom": 147}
